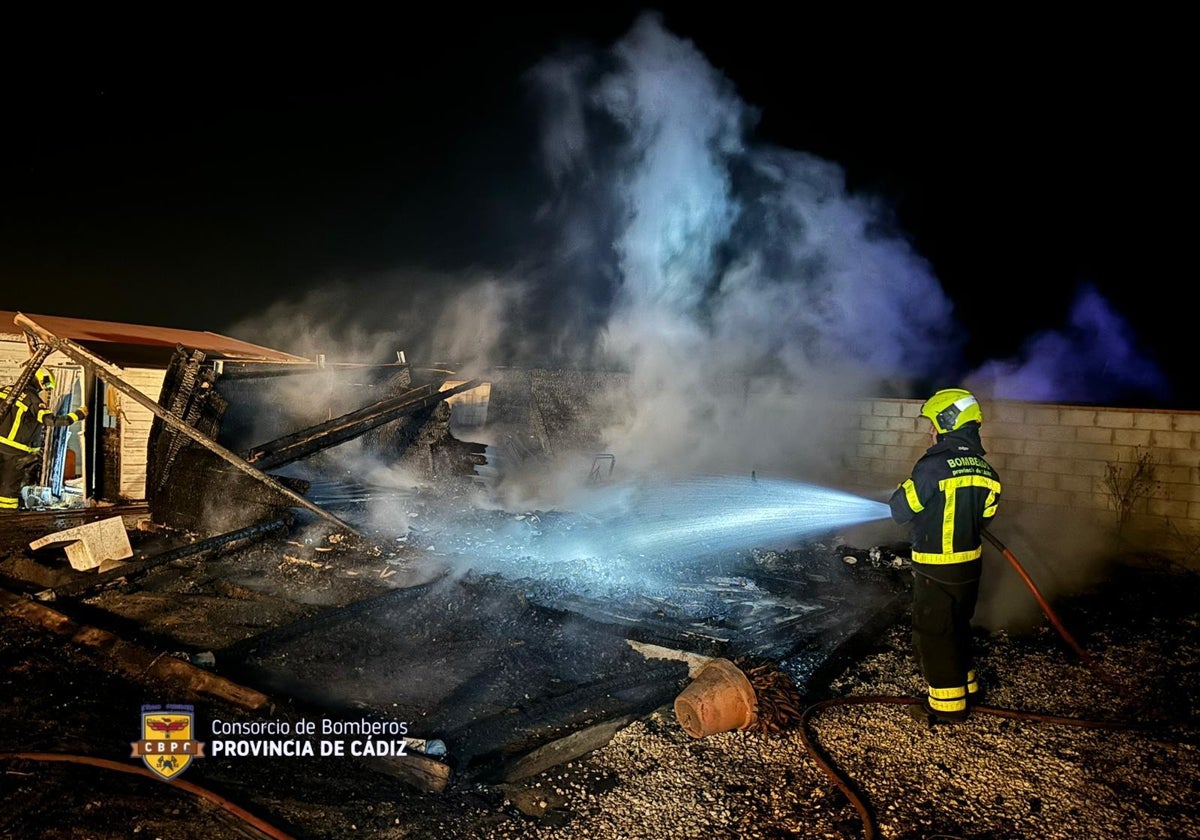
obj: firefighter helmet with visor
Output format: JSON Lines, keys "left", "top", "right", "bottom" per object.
{"left": 35, "top": 367, "right": 56, "bottom": 391}
{"left": 921, "top": 388, "right": 982, "bottom": 434}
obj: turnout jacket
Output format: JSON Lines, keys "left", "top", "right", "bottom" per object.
{"left": 1, "top": 383, "right": 85, "bottom": 454}
{"left": 889, "top": 423, "right": 1000, "bottom": 564}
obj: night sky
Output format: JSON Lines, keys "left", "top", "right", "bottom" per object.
{"left": 1, "top": 9, "right": 1190, "bottom": 407}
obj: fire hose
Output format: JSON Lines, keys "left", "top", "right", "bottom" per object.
{"left": 0, "top": 752, "right": 296, "bottom": 840}
{"left": 797, "top": 528, "right": 1135, "bottom": 840}
{"left": 980, "top": 528, "right": 1120, "bottom": 685}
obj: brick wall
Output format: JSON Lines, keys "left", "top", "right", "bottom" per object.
{"left": 840, "top": 398, "right": 1200, "bottom": 559}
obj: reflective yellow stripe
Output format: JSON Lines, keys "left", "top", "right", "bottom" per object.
{"left": 928, "top": 694, "right": 968, "bottom": 713}
{"left": 3, "top": 399, "right": 29, "bottom": 445}
{"left": 2, "top": 394, "right": 40, "bottom": 451}
{"left": 928, "top": 684, "right": 967, "bottom": 712}
{"left": 1, "top": 438, "right": 37, "bottom": 453}
{"left": 936, "top": 475, "right": 1002, "bottom": 554}
{"left": 0, "top": 496, "right": 18, "bottom": 509}
{"left": 912, "top": 547, "right": 983, "bottom": 564}
{"left": 36, "top": 409, "right": 50, "bottom": 423}
{"left": 928, "top": 685, "right": 967, "bottom": 700}
{"left": 901, "top": 479, "right": 923, "bottom": 513}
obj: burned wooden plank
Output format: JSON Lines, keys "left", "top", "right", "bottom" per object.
{"left": 356, "top": 752, "right": 452, "bottom": 795}
{"left": 502, "top": 714, "right": 636, "bottom": 783}
{"left": 244, "top": 378, "right": 482, "bottom": 472}
{"left": 47, "top": 517, "right": 292, "bottom": 600}
{"left": 0, "top": 588, "right": 270, "bottom": 710}
{"left": 13, "top": 313, "right": 358, "bottom": 537}
{"left": 148, "top": 346, "right": 216, "bottom": 494}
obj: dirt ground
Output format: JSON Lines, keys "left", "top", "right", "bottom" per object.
{"left": 3, "top": 508, "right": 1200, "bottom": 840}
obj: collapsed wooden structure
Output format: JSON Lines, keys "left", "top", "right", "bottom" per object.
{"left": 11, "top": 312, "right": 482, "bottom": 535}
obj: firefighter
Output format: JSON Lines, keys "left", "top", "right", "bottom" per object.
{"left": 0, "top": 368, "right": 88, "bottom": 511}
{"left": 889, "top": 388, "right": 1000, "bottom": 724}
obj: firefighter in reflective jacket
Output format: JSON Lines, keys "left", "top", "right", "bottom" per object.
{"left": 889, "top": 388, "right": 1000, "bottom": 724}
{"left": 0, "top": 368, "right": 87, "bottom": 511}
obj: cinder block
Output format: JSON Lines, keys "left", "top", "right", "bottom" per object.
{"left": 987, "top": 437, "right": 1025, "bottom": 455}
{"left": 1036, "top": 425, "right": 1077, "bottom": 442}
{"left": 1149, "top": 499, "right": 1190, "bottom": 519}
{"left": 872, "top": 401, "right": 902, "bottom": 417}
{"left": 1172, "top": 413, "right": 1200, "bottom": 433}
{"left": 28, "top": 516, "right": 133, "bottom": 571}
{"left": 1026, "top": 473, "right": 1056, "bottom": 490}
{"left": 1007, "top": 455, "right": 1040, "bottom": 472}
{"left": 1035, "top": 488, "right": 1073, "bottom": 507}
{"left": 1060, "top": 408, "right": 1098, "bottom": 427}
{"left": 1132, "top": 412, "right": 1173, "bottom": 431}
{"left": 1076, "top": 426, "right": 1114, "bottom": 444}
{"left": 1151, "top": 430, "right": 1194, "bottom": 450}
{"left": 1112, "top": 429, "right": 1153, "bottom": 447}
{"left": 857, "top": 443, "right": 885, "bottom": 459}
{"left": 991, "top": 403, "right": 1026, "bottom": 423}
{"left": 1095, "top": 411, "right": 1135, "bottom": 429}
{"left": 1025, "top": 407, "right": 1061, "bottom": 425}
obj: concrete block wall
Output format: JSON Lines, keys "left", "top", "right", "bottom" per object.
{"left": 840, "top": 397, "right": 1200, "bottom": 557}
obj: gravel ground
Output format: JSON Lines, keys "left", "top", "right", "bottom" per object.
{"left": 468, "top": 560, "right": 1200, "bottom": 840}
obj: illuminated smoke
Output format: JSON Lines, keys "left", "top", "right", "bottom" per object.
{"left": 965, "top": 283, "right": 1168, "bottom": 404}
{"left": 226, "top": 11, "right": 1166, "bottom": 517}
{"left": 522, "top": 11, "right": 958, "bottom": 485}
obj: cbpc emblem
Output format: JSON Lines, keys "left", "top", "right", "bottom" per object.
{"left": 131, "top": 704, "right": 206, "bottom": 780}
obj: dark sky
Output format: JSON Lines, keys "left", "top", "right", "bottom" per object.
{"left": 1, "top": 9, "right": 1191, "bottom": 406}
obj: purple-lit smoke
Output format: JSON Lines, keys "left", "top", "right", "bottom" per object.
{"left": 966, "top": 283, "right": 1167, "bottom": 404}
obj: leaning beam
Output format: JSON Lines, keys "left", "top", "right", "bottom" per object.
{"left": 245, "top": 378, "right": 482, "bottom": 472}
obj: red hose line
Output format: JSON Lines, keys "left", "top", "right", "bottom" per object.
{"left": 0, "top": 752, "right": 296, "bottom": 840}
{"left": 981, "top": 529, "right": 1121, "bottom": 685}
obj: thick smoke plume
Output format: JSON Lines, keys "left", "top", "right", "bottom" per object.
{"left": 230, "top": 11, "right": 1163, "bottom": 510}
{"left": 518, "top": 12, "right": 962, "bottom": 486}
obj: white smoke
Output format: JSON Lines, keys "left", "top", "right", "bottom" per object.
{"left": 526, "top": 12, "right": 957, "bottom": 485}
{"left": 225, "top": 11, "right": 1165, "bottom": 519}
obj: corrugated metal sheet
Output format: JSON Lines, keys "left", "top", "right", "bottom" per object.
{"left": 0, "top": 310, "right": 308, "bottom": 362}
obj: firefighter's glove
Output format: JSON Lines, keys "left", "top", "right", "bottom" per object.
{"left": 77, "top": 405, "right": 88, "bottom": 419}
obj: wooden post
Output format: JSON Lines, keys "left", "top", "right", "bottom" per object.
{"left": 13, "top": 313, "right": 359, "bottom": 537}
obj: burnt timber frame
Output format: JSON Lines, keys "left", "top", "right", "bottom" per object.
{"left": 244, "top": 378, "right": 482, "bottom": 472}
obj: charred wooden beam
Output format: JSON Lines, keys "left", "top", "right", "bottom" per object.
{"left": 147, "top": 347, "right": 218, "bottom": 495}
{"left": 244, "top": 378, "right": 482, "bottom": 472}
{"left": 13, "top": 313, "right": 359, "bottom": 537}
{"left": 212, "top": 360, "right": 408, "bottom": 380}
{"left": 0, "top": 588, "right": 270, "bottom": 710}
{"left": 49, "top": 517, "right": 292, "bottom": 600}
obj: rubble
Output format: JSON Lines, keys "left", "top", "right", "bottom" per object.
{"left": 2, "top": 559, "right": 1197, "bottom": 839}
